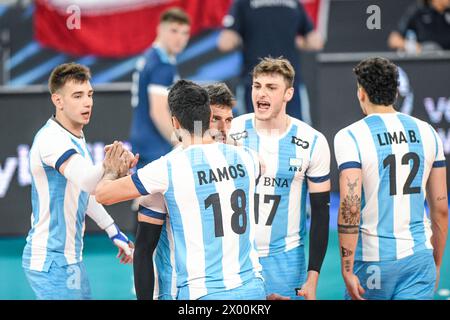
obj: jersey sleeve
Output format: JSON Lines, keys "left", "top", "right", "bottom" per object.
{"left": 131, "top": 157, "right": 169, "bottom": 196}
{"left": 430, "top": 125, "right": 446, "bottom": 168}
{"left": 297, "top": 2, "right": 314, "bottom": 36}
{"left": 334, "top": 128, "right": 362, "bottom": 171}
{"left": 222, "top": 0, "right": 245, "bottom": 36}
{"left": 138, "top": 193, "right": 167, "bottom": 221}
{"left": 306, "top": 133, "right": 331, "bottom": 182}
{"left": 39, "top": 130, "right": 78, "bottom": 172}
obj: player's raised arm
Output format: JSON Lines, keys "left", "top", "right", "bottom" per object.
{"left": 57, "top": 140, "right": 138, "bottom": 195}
{"left": 39, "top": 130, "right": 104, "bottom": 195}
{"left": 96, "top": 142, "right": 169, "bottom": 205}
{"left": 95, "top": 142, "right": 142, "bottom": 205}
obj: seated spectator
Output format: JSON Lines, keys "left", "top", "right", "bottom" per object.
{"left": 388, "top": 0, "right": 450, "bottom": 53}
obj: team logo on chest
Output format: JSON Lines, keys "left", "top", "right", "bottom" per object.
{"left": 230, "top": 130, "right": 248, "bottom": 141}
{"left": 291, "top": 136, "right": 309, "bottom": 149}
{"left": 289, "top": 157, "right": 303, "bottom": 172}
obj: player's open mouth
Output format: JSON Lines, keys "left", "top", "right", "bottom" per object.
{"left": 81, "top": 111, "right": 90, "bottom": 118}
{"left": 257, "top": 101, "right": 270, "bottom": 110}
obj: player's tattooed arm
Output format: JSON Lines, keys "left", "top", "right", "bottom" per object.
{"left": 341, "top": 246, "right": 354, "bottom": 273}
{"left": 337, "top": 168, "right": 362, "bottom": 280}
{"left": 338, "top": 176, "right": 361, "bottom": 234}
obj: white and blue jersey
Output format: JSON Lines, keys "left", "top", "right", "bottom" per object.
{"left": 132, "top": 143, "right": 263, "bottom": 300}
{"left": 229, "top": 114, "right": 331, "bottom": 257}
{"left": 130, "top": 45, "right": 178, "bottom": 166}
{"left": 23, "top": 118, "right": 93, "bottom": 272}
{"left": 334, "top": 112, "right": 446, "bottom": 262}
{"left": 137, "top": 146, "right": 183, "bottom": 300}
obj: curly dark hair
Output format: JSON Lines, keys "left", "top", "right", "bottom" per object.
{"left": 353, "top": 57, "right": 399, "bottom": 106}
{"left": 168, "top": 79, "right": 211, "bottom": 135}
{"left": 204, "top": 83, "right": 235, "bottom": 108}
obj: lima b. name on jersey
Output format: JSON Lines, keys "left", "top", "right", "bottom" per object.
{"left": 334, "top": 113, "right": 446, "bottom": 262}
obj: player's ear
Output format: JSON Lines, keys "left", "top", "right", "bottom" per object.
{"left": 357, "top": 85, "right": 364, "bottom": 103}
{"left": 172, "top": 116, "right": 180, "bottom": 129}
{"left": 51, "top": 92, "right": 63, "bottom": 111}
{"left": 284, "top": 87, "right": 294, "bottom": 102}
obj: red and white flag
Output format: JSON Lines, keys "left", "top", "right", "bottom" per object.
{"left": 34, "top": 0, "right": 231, "bottom": 57}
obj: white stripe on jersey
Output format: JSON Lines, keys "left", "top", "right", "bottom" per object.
{"left": 29, "top": 148, "right": 51, "bottom": 271}
{"left": 235, "top": 147, "right": 263, "bottom": 276}
{"left": 167, "top": 218, "right": 178, "bottom": 298}
{"left": 170, "top": 152, "right": 207, "bottom": 299}
{"left": 416, "top": 124, "right": 434, "bottom": 251}
{"left": 64, "top": 184, "right": 80, "bottom": 265}
{"left": 203, "top": 144, "right": 243, "bottom": 290}
{"left": 286, "top": 125, "right": 304, "bottom": 252}
{"left": 255, "top": 136, "right": 279, "bottom": 257}
{"left": 350, "top": 120, "right": 380, "bottom": 261}
{"left": 386, "top": 116, "right": 414, "bottom": 259}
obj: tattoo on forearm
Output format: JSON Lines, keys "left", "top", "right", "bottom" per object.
{"left": 338, "top": 224, "right": 359, "bottom": 234}
{"left": 344, "top": 260, "right": 352, "bottom": 273}
{"left": 340, "top": 177, "right": 361, "bottom": 226}
{"left": 341, "top": 246, "right": 353, "bottom": 258}
{"left": 437, "top": 196, "right": 447, "bottom": 201}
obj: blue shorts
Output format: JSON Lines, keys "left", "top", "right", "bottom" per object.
{"left": 259, "top": 245, "right": 306, "bottom": 300}
{"left": 177, "top": 277, "right": 266, "bottom": 300}
{"left": 346, "top": 249, "right": 436, "bottom": 300}
{"left": 24, "top": 261, "right": 91, "bottom": 300}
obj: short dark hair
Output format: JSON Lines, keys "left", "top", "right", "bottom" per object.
{"left": 204, "top": 83, "right": 235, "bottom": 108}
{"left": 48, "top": 62, "right": 91, "bottom": 94}
{"left": 168, "top": 79, "right": 210, "bottom": 135}
{"left": 252, "top": 56, "right": 295, "bottom": 88}
{"left": 353, "top": 57, "right": 399, "bottom": 106}
{"left": 160, "top": 7, "right": 190, "bottom": 25}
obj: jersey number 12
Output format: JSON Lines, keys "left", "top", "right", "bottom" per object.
{"left": 383, "top": 152, "right": 421, "bottom": 196}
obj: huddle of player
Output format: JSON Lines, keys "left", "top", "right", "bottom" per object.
{"left": 23, "top": 55, "right": 447, "bottom": 300}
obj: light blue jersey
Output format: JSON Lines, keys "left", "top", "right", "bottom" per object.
{"left": 23, "top": 118, "right": 93, "bottom": 272}
{"left": 229, "top": 114, "right": 331, "bottom": 257}
{"left": 137, "top": 146, "right": 183, "bottom": 300}
{"left": 132, "top": 143, "right": 263, "bottom": 300}
{"left": 334, "top": 112, "right": 446, "bottom": 262}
